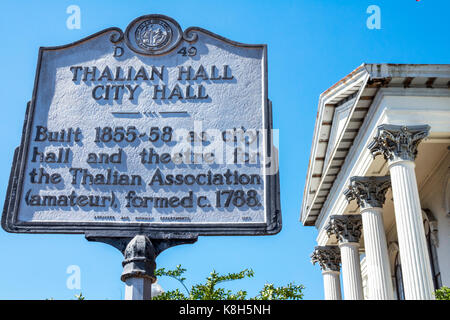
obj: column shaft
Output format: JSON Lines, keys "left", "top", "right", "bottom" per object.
{"left": 389, "top": 160, "right": 434, "bottom": 299}
{"left": 339, "top": 242, "right": 363, "bottom": 300}
{"left": 361, "top": 207, "right": 394, "bottom": 299}
{"left": 322, "top": 271, "right": 342, "bottom": 300}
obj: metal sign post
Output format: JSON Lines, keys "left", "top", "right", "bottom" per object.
{"left": 86, "top": 232, "right": 198, "bottom": 300}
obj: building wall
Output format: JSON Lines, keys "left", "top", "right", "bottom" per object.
{"left": 419, "top": 152, "right": 450, "bottom": 287}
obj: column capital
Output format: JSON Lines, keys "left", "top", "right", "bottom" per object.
{"left": 368, "top": 124, "right": 430, "bottom": 162}
{"left": 326, "top": 215, "right": 362, "bottom": 243}
{"left": 311, "top": 246, "right": 341, "bottom": 272}
{"left": 344, "top": 176, "right": 391, "bottom": 209}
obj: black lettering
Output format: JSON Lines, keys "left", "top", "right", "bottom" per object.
{"left": 69, "top": 66, "right": 83, "bottom": 81}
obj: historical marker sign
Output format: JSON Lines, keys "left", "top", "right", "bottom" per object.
{"left": 2, "top": 14, "right": 281, "bottom": 237}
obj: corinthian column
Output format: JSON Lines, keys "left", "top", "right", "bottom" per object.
{"left": 368, "top": 124, "right": 434, "bottom": 300}
{"left": 311, "top": 246, "right": 342, "bottom": 300}
{"left": 326, "top": 215, "right": 363, "bottom": 300}
{"left": 345, "top": 176, "right": 394, "bottom": 300}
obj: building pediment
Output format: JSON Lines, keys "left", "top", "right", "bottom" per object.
{"left": 301, "top": 64, "right": 450, "bottom": 226}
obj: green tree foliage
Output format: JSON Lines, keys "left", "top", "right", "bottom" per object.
{"left": 46, "top": 293, "right": 85, "bottom": 300}
{"left": 153, "top": 265, "right": 304, "bottom": 300}
{"left": 434, "top": 286, "right": 450, "bottom": 300}
{"left": 75, "top": 292, "right": 85, "bottom": 300}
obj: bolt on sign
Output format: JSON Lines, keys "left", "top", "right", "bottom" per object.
{"left": 2, "top": 14, "right": 281, "bottom": 237}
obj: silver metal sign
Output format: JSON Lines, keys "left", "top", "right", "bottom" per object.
{"left": 2, "top": 14, "right": 281, "bottom": 237}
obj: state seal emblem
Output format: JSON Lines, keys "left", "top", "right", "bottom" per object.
{"left": 135, "top": 19, "right": 173, "bottom": 52}
{"left": 124, "top": 14, "right": 189, "bottom": 56}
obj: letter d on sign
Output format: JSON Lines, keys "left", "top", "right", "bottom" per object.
{"left": 66, "top": 265, "right": 81, "bottom": 290}
{"left": 114, "top": 46, "right": 124, "bottom": 58}
{"left": 66, "top": 5, "right": 81, "bottom": 30}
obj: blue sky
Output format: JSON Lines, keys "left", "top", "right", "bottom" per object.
{"left": 0, "top": 0, "right": 449, "bottom": 300}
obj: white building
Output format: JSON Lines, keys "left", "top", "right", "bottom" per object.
{"left": 302, "top": 64, "right": 450, "bottom": 300}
